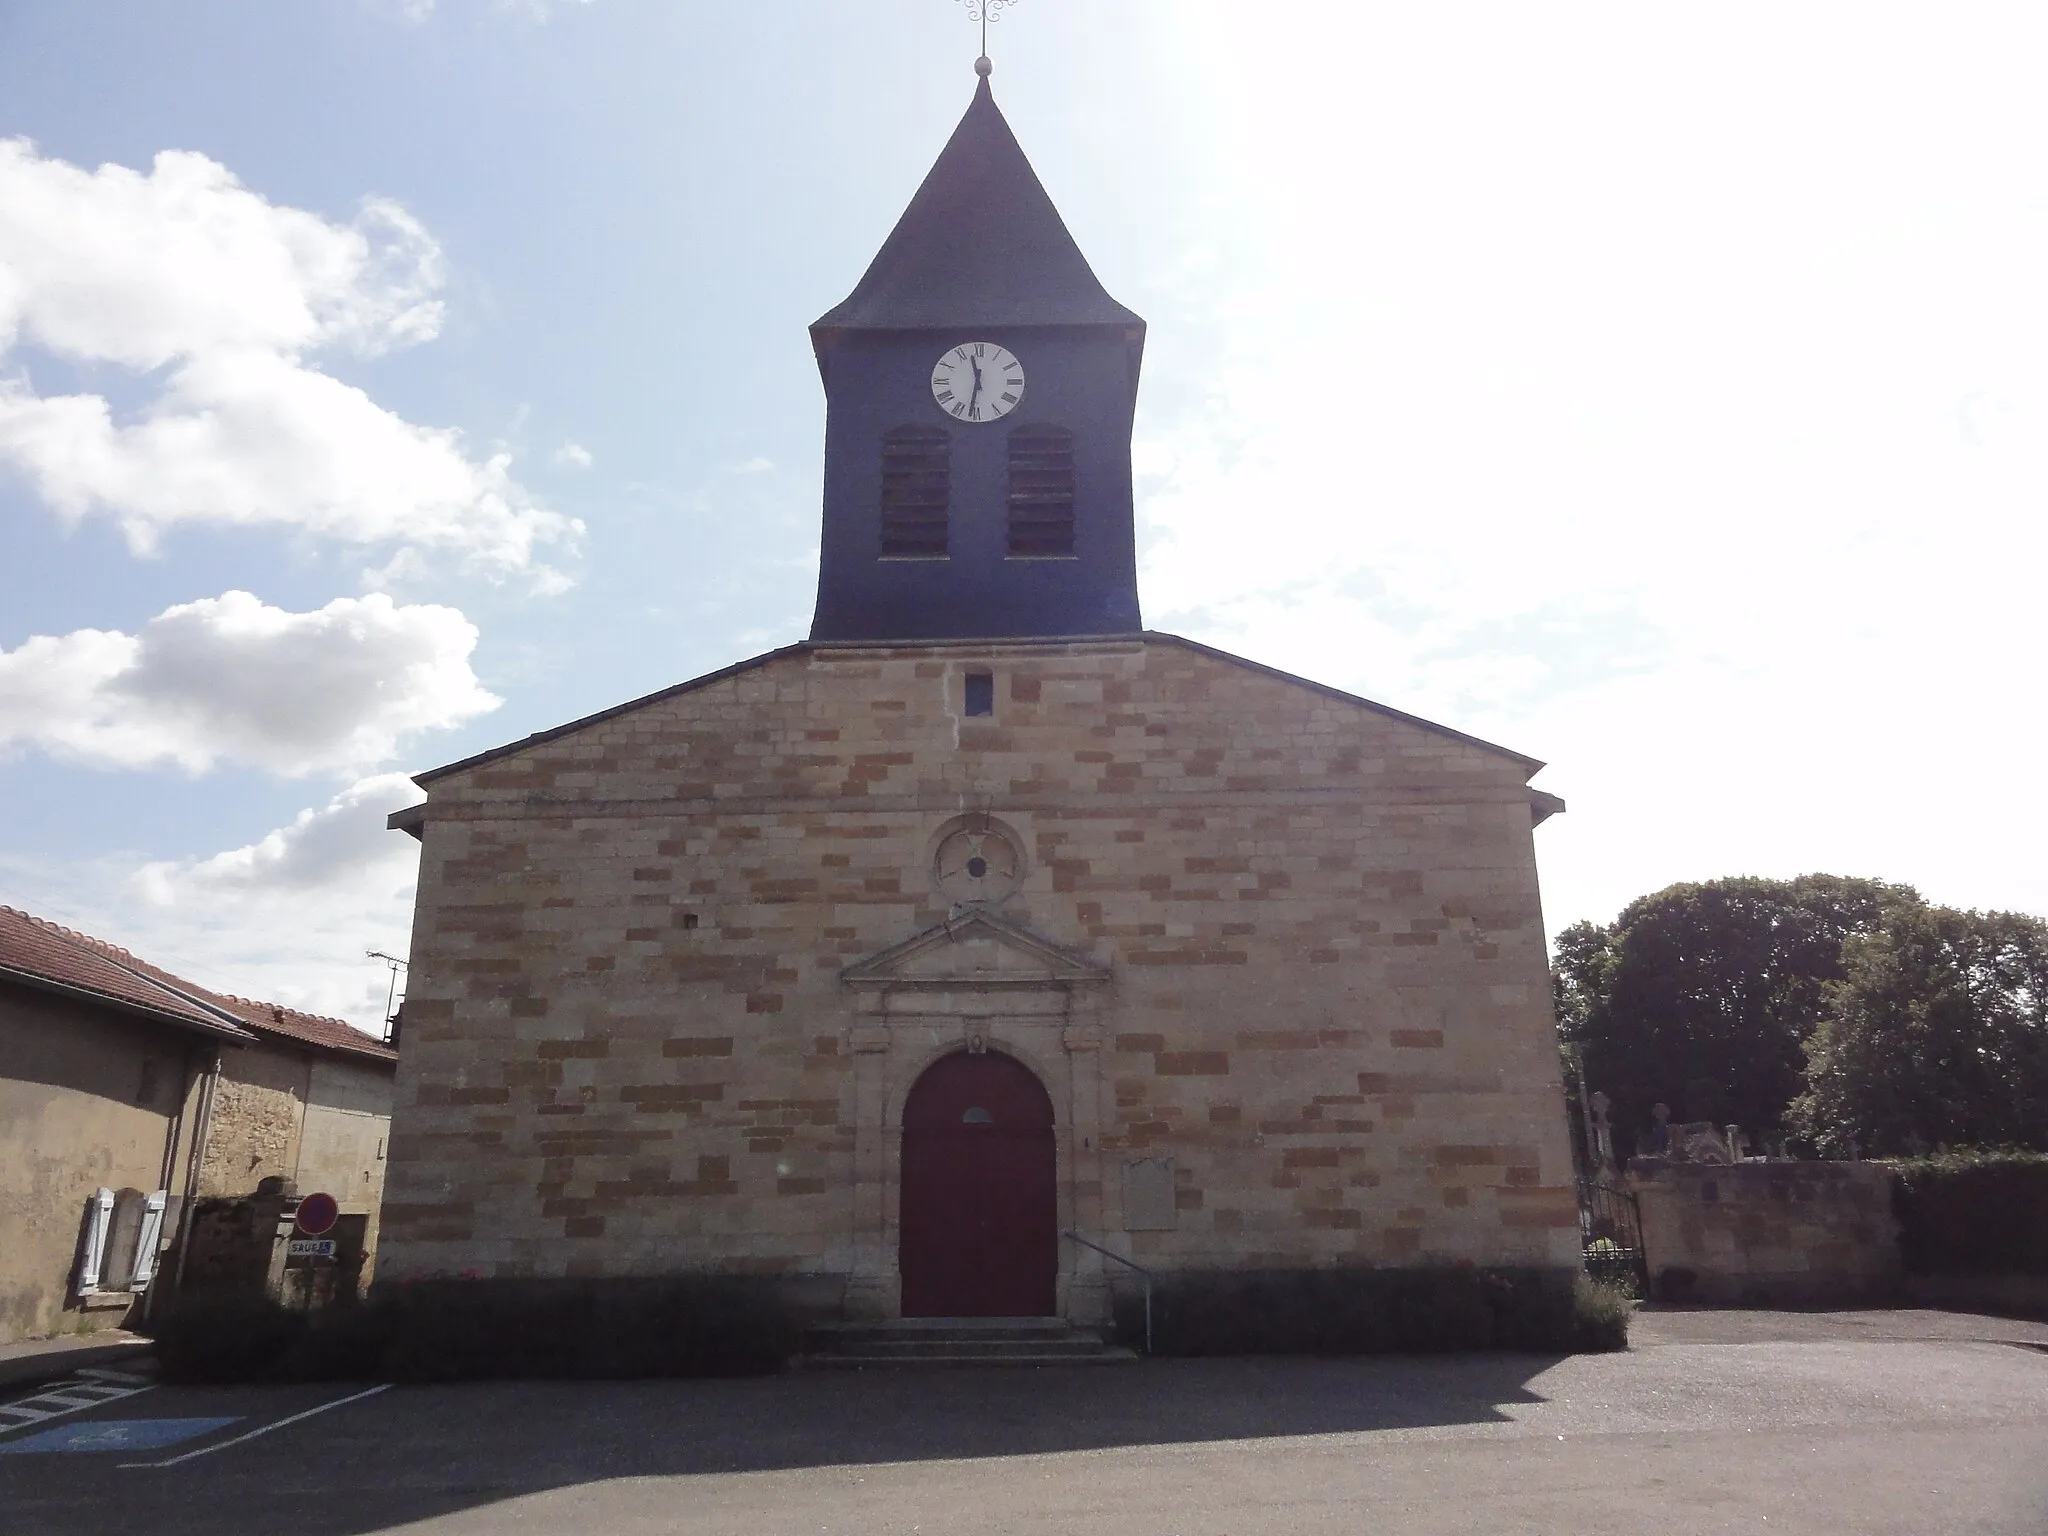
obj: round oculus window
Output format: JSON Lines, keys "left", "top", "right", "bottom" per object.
{"left": 933, "top": 822, "right": 1023, "bottom": 905}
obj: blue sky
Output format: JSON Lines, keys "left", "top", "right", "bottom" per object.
{"left": 3, "top": 2, "right": 2045, "bottom": 1028}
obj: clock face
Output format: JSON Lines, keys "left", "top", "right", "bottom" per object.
{"left": 930, "top": 342, "right": 1025, "bottom": 424}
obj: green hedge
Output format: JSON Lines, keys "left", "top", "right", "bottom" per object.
{"left": 1114, "top": 1267, "right": 1630, "bottom": 1356}
{"left": 1889, "top": 1153, "right": 2048, "bottom": 1276}
{"left": 151, "top": 1276, "right": 799, "bottom": 1384}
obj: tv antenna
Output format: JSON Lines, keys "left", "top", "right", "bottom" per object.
{"left": 366, "top": 950, "right": 408, "bottom": 1042}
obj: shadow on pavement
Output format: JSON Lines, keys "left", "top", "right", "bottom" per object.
{"left": 0, "top": 1352, "right": 1565, "bottom": 1535}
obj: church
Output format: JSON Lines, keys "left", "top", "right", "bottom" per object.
{"left": 377, "top": 64, "right": 1578, "bottom": 1329}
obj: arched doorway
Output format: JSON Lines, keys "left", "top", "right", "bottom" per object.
{"left": 899, "top": 1050, "right": 1058, "bottom": 1317}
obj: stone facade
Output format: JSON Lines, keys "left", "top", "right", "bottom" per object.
{"left": 380, "top": 634, "right": 1576, "bottom": 1319}
{"left": 198, "top": 1046, "right": 309, "bottom": 1197}
{"left": 1629, "top": 1159, "right": 1902, "bottom": 1304}
{"left": 0, "top": 962, "right": 397, "bottom": 1342}
{"left": 0, "top": 903, "right": 399, "bottom": 1340}
{"left": 196, "top": 1048, "right": 394, "bottom": 1282}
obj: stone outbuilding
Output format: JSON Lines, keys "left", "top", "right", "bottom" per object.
{"left": 0, "top": 906, "right": 397, "bottom": 1343}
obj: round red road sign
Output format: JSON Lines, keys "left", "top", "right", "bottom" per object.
{"left": 295, "top": 1192, "right": 340, "bottom": 1235}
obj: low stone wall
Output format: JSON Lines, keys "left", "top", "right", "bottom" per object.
{"left": 1627, "top": 1160, "right": 1900, "bottom": 1305}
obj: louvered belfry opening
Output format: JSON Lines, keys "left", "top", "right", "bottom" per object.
{"left": 1006, "top": 424, "right": 1076, "bottom": 557}
{"left": 880, "top": 424, "right": 950, "bottom": 556}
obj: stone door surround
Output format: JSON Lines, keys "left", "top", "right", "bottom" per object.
{"left": 841, "top": 909, "right": 1112, "bottom": 1321}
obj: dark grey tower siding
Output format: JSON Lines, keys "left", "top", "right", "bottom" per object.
{"left": 809, "top": 78, "right": 1145, "bottom": 642}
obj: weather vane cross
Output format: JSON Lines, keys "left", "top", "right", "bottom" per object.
{"left": 957, "top": 0, "right": 1019, "bottom": 71}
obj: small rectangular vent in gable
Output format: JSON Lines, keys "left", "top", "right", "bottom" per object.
{"left": 964, "top": 670, "right": 994, "bottom": 717}
{"left": 1007, "top": 425, "right": 1075, "bottom": 557}
{"left": 880, "top": 425, "right": 950, "bottom": 557}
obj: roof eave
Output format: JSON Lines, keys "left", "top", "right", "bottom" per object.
{"left": 235, "top": 1020, "right": 399, "bottom": 1065}
{"left": 407, "top": 641, "right": 816, "bottom": 788}
{"left": 1145, "top": 633, "right": 1549, "bottom": 777}
{"left": 0, "top": 963, "right": 258, "bottom": 1043}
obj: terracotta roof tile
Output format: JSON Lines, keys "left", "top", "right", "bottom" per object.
{"left": 199, "top": 992, "right": 398, "bottom": 1063}
{"left": 0, "top": 906, "right": 395, "bottom": 1063}
{"left": 0, "top": 906, "right": 251, "bottom": 1038}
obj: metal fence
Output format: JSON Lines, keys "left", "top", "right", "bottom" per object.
{"left": 1577, "top": 1175, "right": 1648, "bottom": 1295}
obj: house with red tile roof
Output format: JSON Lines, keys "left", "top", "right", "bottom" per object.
{"left": 0, "top": 905, "right": 398, "bottom": 1343}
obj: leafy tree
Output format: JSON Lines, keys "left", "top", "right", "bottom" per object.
{"left": 1554, "top": 875, "right": 1918, "bottom": 1151}
{"left": 1791, "top": 906, "right": 2048, "bottom": 1154}
{"left": 1551, "top": 919, "right": 1615, "bottom": 1040}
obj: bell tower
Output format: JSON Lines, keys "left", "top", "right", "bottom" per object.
{"left": 808, "top": 64, "right": 1145, "bottom": 642}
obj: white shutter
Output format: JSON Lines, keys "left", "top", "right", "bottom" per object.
{"left": 129, "top": 1191, "right": 169, "bottom": 1288}
{"left": 77, "top": 1187, "right": 115, "bottom": 1293}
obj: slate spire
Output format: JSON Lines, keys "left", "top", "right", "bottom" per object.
{"left": 812, "top": 76, "right": 1143, "bottom": 341}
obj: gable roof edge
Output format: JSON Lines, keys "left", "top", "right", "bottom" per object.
{"left": 1145, "top": 632, "right": 1546, "bottom": 777}
{"left": 402, "top": 631, "right": 1546, "bottom": 793}
{"left": 410, "top": 642, "right": 813, "bottom": 787}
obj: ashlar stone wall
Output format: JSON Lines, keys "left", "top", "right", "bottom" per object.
{"left": 1629, "top": 1159, "right": 1902, "bottom": 1304}
{"left": 379, "top": 636, "right": 1577, "bottom": 1318}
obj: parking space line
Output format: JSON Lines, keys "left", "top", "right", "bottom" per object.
{"left": 120, "top": 1383, "right": 391, "bottom": 1468}
{"left": 0, "top": 1375, "right": 156, "bottom": 1434}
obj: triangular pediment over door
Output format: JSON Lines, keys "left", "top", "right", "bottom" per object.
{"left": 841, "top": 909, "right": 1111, "bottom": 992}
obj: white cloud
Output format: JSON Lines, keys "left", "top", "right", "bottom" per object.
{"left": 0, "top": 139, "right": 578, "bottom": 580}
{"left": 135, "top": 773, "right": 425, "bottom": 904}
{"left": 129, "top": 774, "right": 427, "bottom": 1030}
{"left": 0, "top": 590, "right": 499, "bottom": 776}
{"left": 552, "top": 441, "right": 593, "bottom": 469}
{"left": 1, "top": 774, "right": 428, "bottom": 1030}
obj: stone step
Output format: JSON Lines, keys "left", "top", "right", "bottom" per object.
{"left": 800, "top": 1316, "right": 1137, "bottom": 1369}
{"left": 801, "top": 1347, "right": 1137, "bottom": 1370}
{"left": 810, "top": 1316, "right": 1079, "bottom": 1347}
{"left": 824, "top": 1336, "right": 1105, "bottom": 1358}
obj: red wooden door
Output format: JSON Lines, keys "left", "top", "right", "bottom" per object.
{"left": 899, "top": 1052, "right": 1057, "bottom": 1317}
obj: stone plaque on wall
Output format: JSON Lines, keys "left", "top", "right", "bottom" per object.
{"left": 1123, "top": 1157, "right": 1177, "bottom": 1231}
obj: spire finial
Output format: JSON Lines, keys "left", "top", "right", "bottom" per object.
{"left": 958, "top": 1, "right": 1018, "bottom": 72}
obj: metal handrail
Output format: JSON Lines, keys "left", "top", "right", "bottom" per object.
{"left": 1063, "top": 1230, "right": 1153, "bottom": 1355}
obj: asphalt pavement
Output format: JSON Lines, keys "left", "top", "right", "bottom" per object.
{"left": 1, "top": 1306, "right": 2044, "bottom": 1535}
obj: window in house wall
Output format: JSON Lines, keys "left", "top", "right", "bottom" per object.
{"left": 76, "top": 1186, "right": 171, "bottom": 1294}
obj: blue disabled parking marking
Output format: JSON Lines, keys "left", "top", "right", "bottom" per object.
{"left": 0, "top": 1417, "right": 241, "bottom": 1454}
